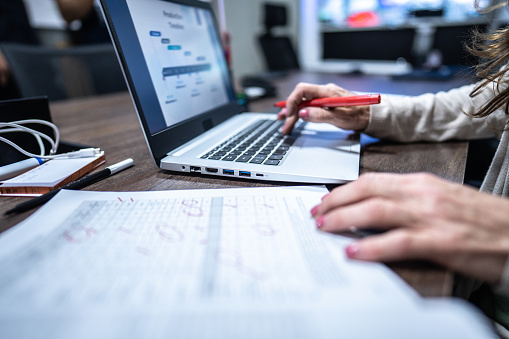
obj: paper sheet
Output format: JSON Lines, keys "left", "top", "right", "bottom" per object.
{"left": 0, "top": 187, "right": 496, "bottom": 338}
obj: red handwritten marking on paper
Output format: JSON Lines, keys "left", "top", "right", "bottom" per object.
{"left": 251, "top": 223, "right": 276, "bottom": 236}
{"left": 156, "top": 224, "right": 184, "bottom": 243}
{"left": 135, "top": 247, "right": 152, "bottom": 256}
{"left": 223, "top": 204, "right": 237, "bottom": 209}
{"left": 118, "top": 197, "right": 123, "bottom": 203}
{"left": 194, "top": 225, "right": 205, "bottom": 232}
{"left": 63, "top": 227, "right": 98, "bottom": 243}
{"left": 181, "top": 199, "right": 203, "bottom": 217}
{"left": 131, "top": 198, "right": 134, "bottom": 202}
{"left": 119, "top": 226, "right": 133, "bottom": 234}
{"left": 215, "top": 249, "right": 267, "bottom": 280}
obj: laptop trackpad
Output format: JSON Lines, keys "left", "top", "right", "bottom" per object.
{"left": 296, "top": 124, "right": 357, "bottom": 153}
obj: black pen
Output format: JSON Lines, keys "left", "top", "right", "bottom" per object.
{"left": 4, "top": 158, "right": 134, "bottom": 215}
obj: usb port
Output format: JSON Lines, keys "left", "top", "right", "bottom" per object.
{"left": 190, "top": 166, "right": 201, "bottom": 173}
{"left": 205, "top": 167, "right": 218, "bottom": 173}
{"left": 223, "top": 169, "right": 234, "bottom": 175}
{"left": 256, "top": 173, "right": 264, "bottom": 177}
{"left": 239, "top": 171, "right": 251, "bottom": 177}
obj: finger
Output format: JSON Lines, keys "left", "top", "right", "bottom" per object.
{"left": 281, "top": 114, "right": 299, "bottom": 134}
{"left": 277, "top": 108, "right": 287, "bottom": 120}
{"left": 317, "top": 173, "right": 401, "bottom": 215}
{"left": 345, "top": 229, "right": 425, "bottom": 262}
{"left": 298, "top": 107, "right": 334, "bottom": 123}
{"left": 285, "top": 82, "right": 340, "bottom": 111}
{"left": 282, "top": 83, "right": 343, "bottom": 134}
{"left": 317, "top": 173, "right": 433, "bottom": 216}
{"left": 316, "top": 197, "right": 411, "bottom": 232}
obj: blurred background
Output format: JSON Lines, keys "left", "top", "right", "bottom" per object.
{"left": 5, "top": 0, "right": 509, "bottom": 96}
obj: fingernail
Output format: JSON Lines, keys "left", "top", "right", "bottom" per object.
{"left": 346, "top": 243, "right": 360, "bottom": 258}
{"left": 310, "top": 205, "right": 319, "bottom": 217}
{"left": 315, "top": 215, "right": 325, "bottom": 228}
{"left": 299, "top": 109, "right": 309, "bottom": 119}
{"left": 321, "top": 193, "right": 330, "bottom": 201}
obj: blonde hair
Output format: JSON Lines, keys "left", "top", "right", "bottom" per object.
{"left": 467, "top": 1, "right": 509, "bottom": 121}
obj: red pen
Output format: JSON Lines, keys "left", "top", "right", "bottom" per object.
{"left": 274, "top": 94, "right": 381, "bottom": 109}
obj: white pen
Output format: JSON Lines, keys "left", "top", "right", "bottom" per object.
{"left": 5, "top": 158, "right": 135, "bottom": 215}
{"left": 0, "top": 158, "right": 45, "bottom": 181}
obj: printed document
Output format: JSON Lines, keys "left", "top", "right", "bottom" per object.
{"left": 0, "top": 186, "right": 495, "bottom": 338}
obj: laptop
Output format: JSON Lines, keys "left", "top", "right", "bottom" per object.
{"left": 99, "top": 0, "right": 360, "bottom": 184}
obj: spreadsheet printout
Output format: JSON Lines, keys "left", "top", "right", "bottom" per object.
{"left": 0, "top": 187, "right": 495, "bottom": 338}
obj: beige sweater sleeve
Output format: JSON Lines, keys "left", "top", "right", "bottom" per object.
{"left": 364, "top": 83, "right": 504, "bottom": 142}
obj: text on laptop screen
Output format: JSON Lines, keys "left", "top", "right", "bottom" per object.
{"left": 126, "top": 0, "right": 233, "bottom": 134}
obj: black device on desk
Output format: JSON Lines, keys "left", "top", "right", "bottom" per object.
{"left": 241, "top": 76, "right": 277, "bottom": 100}
{"left": 0, "top": 96, "right": 93, "bottom": 167}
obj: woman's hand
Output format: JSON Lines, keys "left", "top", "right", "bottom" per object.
{"left": 311, "top": 172, "right": 509, "bottom": 285}
{"left": 278, "top": 82, "right": 371, "bottom": 134}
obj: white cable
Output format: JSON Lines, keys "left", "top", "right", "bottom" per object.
{"left": 0, "top": 119, "right": 101, "bottom": 160}
{"left": 0, "top": 127, "right": 46, "bottom": 156}
{"left": 0, "top": 119, "right": 60, "bottom": 154}
{"left": 13, "top": 119, "right": 60, "bottom": 154}
{"left": 0, "top": 136, "right": 101, "bottom": 159}
{"left": 0, "top": 122, "right": 56, "bottom": 155}
{"left": 0, "top": 119, "right": 62, "bottom": 158}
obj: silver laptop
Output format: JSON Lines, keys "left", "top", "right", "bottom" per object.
{"left": 99, "top": 0, "right": 360, "bottom": 184}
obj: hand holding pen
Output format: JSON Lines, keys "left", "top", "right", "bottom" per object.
{"left": 276, "top": 83, "right": 381, "bottom": 134}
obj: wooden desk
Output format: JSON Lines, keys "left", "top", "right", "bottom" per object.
{"left": 0, "top": 72, "right": 469, "bottom": 297}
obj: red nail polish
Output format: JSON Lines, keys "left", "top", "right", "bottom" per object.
{"left": 346, "top": 243, "right": 359, "bottom": 258}
{"left": 310, "top": 205, "right": 319, "bottom": 217}
{"left": 316, "top": 216, "right": 325, "bottom": 228}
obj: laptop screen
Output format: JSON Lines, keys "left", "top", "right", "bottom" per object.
{"left": 100, "top": 0, "right": 241, "bottom": 163}
{"left": 125, "top": 0, "right": 234, "bottom": 134}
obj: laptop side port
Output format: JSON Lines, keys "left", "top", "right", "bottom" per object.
{"left": 190, "top": 166, "right": 201, "bottom": 173}
{"left": 223, "top": 169, "right": 234, "bottom": 175}
{"left": 239, "top": 171, "right": 251, "bottom": 177}
{"left": 205, "top": 167, "right": 218, "bottom": 173}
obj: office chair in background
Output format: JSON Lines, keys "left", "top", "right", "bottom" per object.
{"left": 241, "top": 3, "right": 299, "bottom": 102}
{"left": 0, "top": 43, "right": 126, "bottom": 101}
{"left": 258, "top": 3, "right": 299, "bottom": 72}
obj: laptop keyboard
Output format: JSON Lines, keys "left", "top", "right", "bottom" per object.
{"left": 200, "top": 119, "right": 305, "bottom": 166}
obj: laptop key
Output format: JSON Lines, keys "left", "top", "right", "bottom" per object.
{"left": 235, "top": 155, "right": 252, "bottom": 162}
{"left": 263, "top": 159, "right": 280, "bottom": 166}
{"left": 222, "top": 155, "right": 237, "bottom": 161}
{"left": 268, "top": 154, "right": 284, "bottom": 160}
{"left": 249, "top": 157, "right": 265, "bottom": 164}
